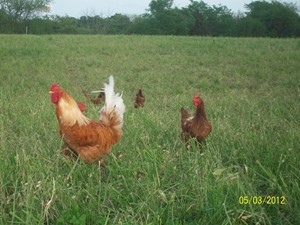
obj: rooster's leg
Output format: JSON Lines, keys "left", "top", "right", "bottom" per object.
{"left": 96, "top": 158, "right": 106, "bottom": 167}
{"left": 61, "top": 143, "right": 78, "bottom": 161}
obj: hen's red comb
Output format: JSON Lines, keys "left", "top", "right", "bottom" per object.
{"left": 193, "top": 93, "right": 201, "bottom": 107}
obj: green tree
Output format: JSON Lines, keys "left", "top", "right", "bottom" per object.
{"left": 55, "top": 16, "right": 79, "bottom": 34}
{"left": 187, "top": 0, "right": 210, "bottom": 35}
{"left": 130, "top": 14, "right": 161, "bottom": 34}
{"left": 187, "top": 0, "right": 234, "bottom": 36}
{"left": 0, "top": 0, "right": 52, "bottom": 22}
{"left": 245, "top": 1, "right": 300, "bottom": 37}
{"left": 235, "top": 16, "right": 268, "bottom": 37}
{"left": 28, "top": 15, "right": 56, "bottom": 34}
{"left": 149, "top": 0, "right": 173, "bottom": 14}
{"left": 146, "top": 0, "right": 190, "bottom": 35}
{"left": 210, "top": 5, "right": 235, "bottom": 36}
{"left": 79, "top": 15, "right": 106, "bottom": 34}
{"left": 106, "top": 14, "right": 131, "bottom": 34}
{"left": 0, "top": 7, "right": 14, "bottom": 32}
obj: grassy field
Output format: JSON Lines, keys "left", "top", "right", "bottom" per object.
{"left": 0, "top": 35, "right": 299, "bottom": 224}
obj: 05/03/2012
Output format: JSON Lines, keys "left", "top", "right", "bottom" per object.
{"left": 238, "top": 196, "right": 285, "bottom": 205}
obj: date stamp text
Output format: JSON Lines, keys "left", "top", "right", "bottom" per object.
{"left": 238, "top": 196, "right": 285, "bottom": 205}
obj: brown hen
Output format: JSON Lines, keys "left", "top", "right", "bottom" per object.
{"left": 134, "top": 88, "right": 145, "bottom": 108}
{"left": 180, "top": 93, "right": 212, "bottom": 145}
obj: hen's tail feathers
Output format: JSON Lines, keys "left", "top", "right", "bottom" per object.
{"left": 100, "top": 76, "right": 125, "bottom": 129}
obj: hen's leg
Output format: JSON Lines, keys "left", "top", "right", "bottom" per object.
{"left": 181, "top": 131, "right": 190, "bottom": 143}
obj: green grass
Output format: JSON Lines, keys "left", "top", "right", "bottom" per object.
{"left": 0, "top": 34, "right": 299, "bottom": 224}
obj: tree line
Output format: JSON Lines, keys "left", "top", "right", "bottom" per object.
{"left": 1, "top": 0, "right": 299, "bottom": 37}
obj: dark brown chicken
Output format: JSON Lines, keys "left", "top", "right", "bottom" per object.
{"left": 180, "top": 93, "right": 212, "bottom": 145}
{"left": 83, "top": 90, "right": 105, "bottom": 105}
{"left": 134, "top": 88, "right": 145, "bottom": 108}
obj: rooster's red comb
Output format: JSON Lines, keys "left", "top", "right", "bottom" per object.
{"left": 50, "top": 83, "right": 60, "bottom": 92}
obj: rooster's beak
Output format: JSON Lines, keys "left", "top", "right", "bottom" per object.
{"left": 49, "top": 91, "right": 54, "bottom": 94}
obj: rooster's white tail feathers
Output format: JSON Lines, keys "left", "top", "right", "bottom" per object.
{"left": 100, "top": 76, "right": 125, "bottom": 128}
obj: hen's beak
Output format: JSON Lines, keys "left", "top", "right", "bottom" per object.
{"left": 49, "top": 91, "right": 54, "bottom": 94}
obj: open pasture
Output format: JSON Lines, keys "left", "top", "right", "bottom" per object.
{"left": 0, "top": 35, "right": 299, "bottom": 224}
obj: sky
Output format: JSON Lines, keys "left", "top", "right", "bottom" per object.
{"left": 50, "top": 0, "right": 299, "bottom": 18}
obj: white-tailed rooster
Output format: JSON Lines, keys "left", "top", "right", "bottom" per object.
{"left": 49, "top": 76, "right": 125, "bottom": 164}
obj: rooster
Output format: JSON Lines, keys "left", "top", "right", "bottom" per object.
{"left": 83, "top": 89, "right": 105, "bottom": 105}
{"left": 134, "top": 88, "right": 145, "bottom": 108}
{"left": 49, "top": 76, "right": 125, "bottom": 164}
{"left": 180, "top": 93, "right": 212, "bottom": 145}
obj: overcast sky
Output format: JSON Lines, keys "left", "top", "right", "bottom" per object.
{"left": 50, "top": 0, "right": 299, "bottom": 18}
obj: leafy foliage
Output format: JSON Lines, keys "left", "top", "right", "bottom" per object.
{"left": 149, "top": 0, "right": 174, "bottom": 14}
{"left": 0, "top": 0, "right": 299, "bottom": 37}
{"left": 0, "top": 0, "right": 52, "bottom": 21}
{"left": 245, "top": 1, "right": 300, "bottom": 37}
